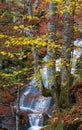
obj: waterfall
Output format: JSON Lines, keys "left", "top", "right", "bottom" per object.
{"left": 28, "top": 114, "right": 43, "bottom": 127}
{"left": 20, "top": 77, "right": 52, "bottom": 130}
{"left": 71, "top": 39, "right": 82, "bottom": 74}
{"left": 28, "top": 126, "right": 43, "bottom": 130}
{"left": 20, "top": 39, "right": 82, "bottom": 130}
{"left": 27, "top": 114, "right": 43, "bottom": 130}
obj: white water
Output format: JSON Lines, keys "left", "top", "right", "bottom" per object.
{"left": 71, "top": 39, "right": 82, "bottom": 74}
{"left": 27, "top": 114, "right": 43, "bottom": 130}
{"left": 28, "top": 126, "right": 43, "bottom": 130}
{"left": 28, "top": 114, "right": 43, "bottom": 127}
{"left": 28, "top": 114, "right": 43, "bottom": 130}
{"left": 20, "top": 39, "right": 82, "bottom": 130}
{"left": 20, "top": 79, "right": 52, "bottom": 130}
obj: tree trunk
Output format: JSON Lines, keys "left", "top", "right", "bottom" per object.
{"left": 16, "top": 86, "right": 20, "bottom": 130}
{"left": 27, "top": 0, "right": 41, "bottom": 88}
{"left": 47, "top": 1, "right": 56, "bottom": 89}
{"left": 27, "top": 0, "right": 33, "bottom": 16}
{"left": 61, "top": 0, "right": 74, "bottom": 107}
{"left": 27, "top": 0, "right": 38, "bottom": 76}
{"left": 45, "top": 1, "right": 60, "bottom": 106}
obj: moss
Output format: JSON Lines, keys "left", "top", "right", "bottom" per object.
{"left": 42, "top": 88, "right": 51, "bottom": 97}
{"left": 63, "top": 121, "right": 82, "bottom": 130}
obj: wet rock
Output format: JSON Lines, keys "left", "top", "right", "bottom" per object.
{"left": 0, "top": 116, "right": 15, "bottom": 130}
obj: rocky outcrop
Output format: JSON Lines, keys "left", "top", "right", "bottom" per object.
{"left": 0, "top": 116, "right": 15, "bottom": 130}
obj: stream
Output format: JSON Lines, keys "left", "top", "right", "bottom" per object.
{"left": 20, "top": 78, "right": 52, "bottom": 130}
{"left": 20, "top": 39, "right": 82, "bottom": 130}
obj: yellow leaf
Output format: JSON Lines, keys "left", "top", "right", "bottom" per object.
{"left": 13, "top": 26, "right": 18, "bottom": 30}
{"left": 0, "top": 51, "right": 6, "bottom": 55}
{"left": 19, "top": 25, "right": 24, "bottom": 29}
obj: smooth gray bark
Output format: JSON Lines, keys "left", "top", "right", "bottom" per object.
{"left": 27, "top": 0, "right": 41, "bottom": 88}
{"left": 47, "top": 2, "right": 56, "bottom": 89}
{"left": 61, "top": 0, "right": 74, "bottom": 107}
{"left": 43, "top": 2, "right": 60, "bottom": 105}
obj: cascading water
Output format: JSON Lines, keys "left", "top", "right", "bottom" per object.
{"left": 28, "top": 114, "right": 43, "bottom": 127}
{"left": 20, "top": 78, "right": 52, "bottom": 130}
{"left": 20, "top": 39, "right": 82, "bottom": 130}
{"left": 71, "top": 39, "right": 82, "bottom": 74}
{"left": 27, "top": 114, "right": 43, "bottom": 130}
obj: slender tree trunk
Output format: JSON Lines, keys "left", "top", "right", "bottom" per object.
{"left": 27, "top": 0, "right": 33, "bottom": 16}
{"left": 27, "top": 0, "right": 38, "bottom": 75}
{"left": 16, "top": 86, "right": 20, "bottom": 130}
{"left": 47, "top": 1, "right": 56, "bottom": 92}
{"left": 46, "top": 1, "right": 60, "bottom": 106}
{"left": 16, "top": 49, "right": 24, "bottom": 130}
{"left": 27, "top": 0, "right": 41, "bottom": 88}
{"left": 61, "top": 0, "right": 74, "bottom": 107}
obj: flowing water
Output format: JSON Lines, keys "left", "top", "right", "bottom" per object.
{"left": 20, "top": 78, "right": 52, "bottom": 130}
{"left": 20, "top": 39, "right": 82, "bottom": 130}
{"left": 71, "top": 39, "right": 82, "bottom": 74}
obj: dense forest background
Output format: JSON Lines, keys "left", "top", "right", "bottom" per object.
{"left": 0, "top": 0, "right": 82, "bottom": 130}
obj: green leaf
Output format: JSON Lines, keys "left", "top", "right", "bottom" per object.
{"left": 55, "top": 122, "right": 63, "bottom": 130}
